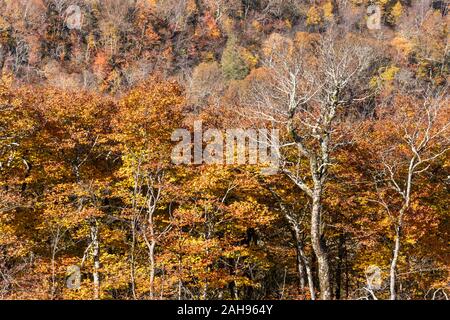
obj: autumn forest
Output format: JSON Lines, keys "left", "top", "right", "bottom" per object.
{"left": 0, "top": 0, "right": 449, "bottom": 300}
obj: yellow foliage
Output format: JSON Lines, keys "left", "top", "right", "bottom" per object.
{"left": 306, "top": 6, "right": 322, "bottom": 26}
{"left": 380, "top": 65, "right": 400, "bottom": 81}
{"left": 252, "top": 19, "right": 262, "bottom": 32}
{"left": 285, "top": 19, "right": 292, "bottom": 29}
{"left": 322, "top": 1, "right": 334, "bottom": 22}
{"left": 391, "top": 36, "right": 413, "bottom": 58}
{"left": 239, "top": 47, "right": 258, "bottom": 70}
{"left": 377, "top": 0, "right": 390, "bottom": 7}
{"left": 391, "top": 1, "right": 403, "bottom": 22}
{"left": 370, "top": 65, "right": 400, "bottom": 88}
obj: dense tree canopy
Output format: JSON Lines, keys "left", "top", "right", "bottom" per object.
{"left": 0, "top": 0, "right": 449, "bottom": 300}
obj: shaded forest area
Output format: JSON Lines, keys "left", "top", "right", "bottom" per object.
{"left": 0, "top": 0, "right": 449, "bottom": 300}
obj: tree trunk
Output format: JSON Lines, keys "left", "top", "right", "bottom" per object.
{"left": 50, "top": 226, "right": 61, "bottom": 300}
{"left": 292, "top": 228, "right": 315, "bottom": 300}
{"left": 295, "top": 243, "right": 306, "bottom": 290}
{"left": 0, "top": 44, "right": 5, "bottom": 76}
{"left": 130, "top": 219, "right": 137, "bottom": 300}
{"left": 390, "top": 225, "right": 401, "bottom": 300}
{"left": 90, "top": 220, "right": 100, "bottom": 300}
{"left": 143, "top": 227, "right": 156, "bottom": 300}
{"left": 148, "top": 239, "right": 156, "bottom": 299}
{"left": 311, "top": 188, "right": 331, "bottom": 300}
{"left": 390, "top": 164, "right": 412, "bottom": 300}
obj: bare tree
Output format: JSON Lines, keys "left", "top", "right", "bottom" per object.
{"left": 245, "top": 28, "right": 375, "bottom": 299}
{"left": 127, "top": 152, "right": 171, "bottom": 300}
{"left": 268, "top": 186, "right": 316, "bottom": 299}
{"left": 373, "top": 86, "right": 449, "bottom": 300}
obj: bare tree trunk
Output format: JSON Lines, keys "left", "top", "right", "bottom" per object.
{"left": 143, "top": 189, "right": 158, "bottom": 300}
{"left": 292, "top": 228, "right": 315, "bottom": 300}
{"left": 295, "top": 243, "right": 306, "bottom": 290}
{"left": 272, "top": 186, "right": 317, "bottom": 300}
{"left": 390, "top": 204, "right": 407, "bottom": 300}
{"left": 0, "top": 44, "right": 5, "bottom": 76}
{"left": 142, "top": 223, "right": 156, "bottom": 300}
{"left": 299, "top": 246, "right": 316, "bottom": 300}
{"left": 129, "top": 159, "right": 141, "bottom": 300}
{"left": 390, "top": 225, "right": 401, "bottom": 300}
{"left": 382, "top": 89, "right": 449, "bottom": 300}
{"left": 246, "top": 30, "right": 376, "bottom": 302}
{"left": 311, "top": 188, "right": 331, "bottom": 300}
{"left": 90, "top": 220, "right": 100, "bottom": 300}
{"left": 178, "top": 256, "right": 183, "bottom": 300}
{"left": 50, "top": 226, "right": 61, "bottom": 299}
{"left": 130, "top": 219, "right": 137, "bottom": 300}
{"left": 148, "top": 238, "right": 156, "bottom": 300}
{"left": 389, "top": 161, "right": 412, "bottom": 300}
{"left": 344, "top": 243, "right": 349, "bottom": 299}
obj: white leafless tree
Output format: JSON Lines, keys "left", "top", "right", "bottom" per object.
{"left": 245, "top": 28, "right": 375, "bottom": 299}
{"left": 374, "top": 85, "right": 449, "bottom": 300}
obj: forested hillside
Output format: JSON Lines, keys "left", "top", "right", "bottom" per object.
{"left": 0, "top": 0, "right": 449, "bottom": 300}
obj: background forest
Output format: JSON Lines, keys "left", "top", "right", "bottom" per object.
{"left": 0, "top": 0, "right": 449, "bottom": 300}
